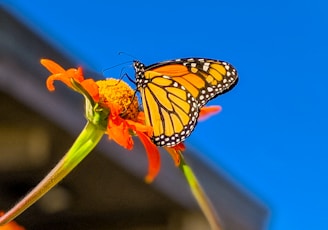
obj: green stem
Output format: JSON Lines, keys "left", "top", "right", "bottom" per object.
{"left": 178, "top": 152, "right": 223, "bottom": 230}
{"left": 0, "top": 122, "right": 104, "bottom": 225}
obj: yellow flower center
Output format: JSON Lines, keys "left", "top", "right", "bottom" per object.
{"left": 96, "top": 78, "right": 139, "bottom": 120}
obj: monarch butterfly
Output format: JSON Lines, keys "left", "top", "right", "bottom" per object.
{"left": 133, "top": 58, "right": 238, "bottom": 147}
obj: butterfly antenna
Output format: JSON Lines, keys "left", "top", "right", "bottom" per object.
{"left": 118, "top": 51, "right": 139, "bottom": 60}
{"left": 102, "top": 61, "right": 132, "bottom": 76}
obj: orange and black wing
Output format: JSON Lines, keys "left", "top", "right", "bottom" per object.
{"left": 133, "top": 58, "right": 238, "bottom": 146}
{"left": 144, "top": 58, "right": 238, "bottom": 107}
{"left": 137, "top": 72, "right": 199, "bottom": 146}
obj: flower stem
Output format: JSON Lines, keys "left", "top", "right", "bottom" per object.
{"left": 0, "top": 122, "right": 104, "bottom": 225}
{"left": 178, "top": 152, "right": 223, "bottom": 230}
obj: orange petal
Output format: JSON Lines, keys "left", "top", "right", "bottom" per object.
{"left": 46, "top": 73, "right": 73, "bottom": 91}
{"left": 126, "top": 119, "right": 153, "bottom": 137}
{"left": 136, "top": 131, "right": 161, "bottom": 183}
{"left": 0, "top": 211, "right": 25, "bottom": 230}
{"left": 81, "top": 79, "right": 100, "bottom": 102}
{"left": 40, "top": 59, "right": 66, "bottom": 74}
{"left": 75, "top": 67, "right": 85, "bottom": 82}
{"left": 41, "top": 59, "right": 88, "bottom": 92}
{"left": 164, "top": 146, "right": 182, "bottom": 167}
{"left": 107, "top": 120, "right": 134, "bottom": 150}
{"left": 108, "top": 102, "right": 122, "bottom": 118}
{"left": 173, "top": 142, "right": 186, "bottom": 152}
{"left": 137, "top": 112, "right": 146, "bottom": 123}
{"left": 199, "top": 106, "right": 222, "bottom": 121}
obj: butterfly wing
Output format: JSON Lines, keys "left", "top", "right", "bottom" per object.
{"left": 145, "top": 58, "right": 238, "bottom": 107}
{"left": 138, "top": 72, "right": 199, "bottom": 146}
{"left": 134, "top": 58, "right": 238, "bottom": 146}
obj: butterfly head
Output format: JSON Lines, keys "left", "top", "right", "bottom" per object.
{"left": 133, "top": 61, "right": 145, "bottom": 72}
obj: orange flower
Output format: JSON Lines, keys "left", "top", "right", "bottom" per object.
{"left": 41, "top": 59, "right": 160, "bottom": 182}
{"left": 0, "top": 212, "right": 25, "bottom": 230}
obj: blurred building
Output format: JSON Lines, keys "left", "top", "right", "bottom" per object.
{"left": 0, "top": 7, "right": 268, "bottom": 230}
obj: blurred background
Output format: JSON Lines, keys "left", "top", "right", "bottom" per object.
{"left": 1, "top": 1, "right": 328, "bottom": 229}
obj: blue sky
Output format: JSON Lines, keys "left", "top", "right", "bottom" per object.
{"left": 2, "top": 0, "right": 328, "bottom": 229}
